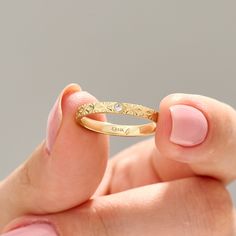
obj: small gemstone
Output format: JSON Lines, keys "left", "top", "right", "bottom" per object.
{"left": 114, "top": 103, "right": 123, "bottom": 112}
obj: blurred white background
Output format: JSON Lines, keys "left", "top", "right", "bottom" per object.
{"left": 0, "top": 1, "right": 235, "bottom": 204}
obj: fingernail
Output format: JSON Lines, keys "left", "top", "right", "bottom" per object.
{"left": 46, "top": 83, "right": 81, "bottom": 154}
{"left": 169, "top": 104, "right": 208, "bottom": 147}
{"left": 1, "top": 223, "right": 58, "bottom": 236}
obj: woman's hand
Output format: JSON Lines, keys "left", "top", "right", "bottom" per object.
{"left": 0, "top": 84, "right": 235, "bottom": 236}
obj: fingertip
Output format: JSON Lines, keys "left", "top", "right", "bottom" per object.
{"left": 156, "top": 93, "right": 211, "bottom": 163}
{"left": 61, "top": 90, "right": 95, "bottom": 115}
{"left": 45, "top": 83, "right": 82, "bottom": 154}
{"left": 59, "top": 90, "right": 108, "bottom": 152}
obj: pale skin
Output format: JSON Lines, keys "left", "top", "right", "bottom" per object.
{"left": 0, "top": 84, "right": 236, "bottom": 235}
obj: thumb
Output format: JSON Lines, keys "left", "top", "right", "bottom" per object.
{"left": 156, "top": 93, "right": 236, "bottom": 183}
{"left": 0, "top": 84, "right": 109, "bottom": 228}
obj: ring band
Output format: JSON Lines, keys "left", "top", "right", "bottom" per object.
{"left": 76, "top": 102, "right": 158, "bottom": 137}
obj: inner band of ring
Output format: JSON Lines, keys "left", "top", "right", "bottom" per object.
{"left": 76, "top": 101, "right": 159, "bottom": 137}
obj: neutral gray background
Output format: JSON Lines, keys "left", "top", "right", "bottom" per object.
{"left": 0, "top": 1, "right": 235, "bottom": 205}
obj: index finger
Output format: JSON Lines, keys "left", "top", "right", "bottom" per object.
{"left": 0, "top": 84, "right": 109, "bottom": 229}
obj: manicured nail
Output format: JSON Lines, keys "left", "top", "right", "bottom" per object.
{"left": 1, "top": 223, "right": 58, "bottom": 236}
{"left": 46, "top": 83, "right": 81, "bottom": 154}
{"left": 169, "top": 104, "right": 208, "bottom": 147}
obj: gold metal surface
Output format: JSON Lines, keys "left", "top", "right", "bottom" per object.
{"left": 76, "top": 102, "right": 158, "bottom": 137}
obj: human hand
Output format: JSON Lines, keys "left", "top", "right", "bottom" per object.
{"left": 0, "top": 84, "right": 235, "bottom": 235}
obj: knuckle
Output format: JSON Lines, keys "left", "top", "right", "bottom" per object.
{"left": 60, "top": 201, "right": 113, "bottom": 236}
{"left": 90, "top": 205, "right": 110, "bottom": 236}
{"left": 86, "top": 199, "right": 118, "bottom": 236}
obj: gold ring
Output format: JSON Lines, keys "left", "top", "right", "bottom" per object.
{"left": 76, "top": 102, "right": 158, "bottom": 137}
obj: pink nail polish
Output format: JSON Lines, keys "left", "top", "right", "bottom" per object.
{"left": 46, "top": 96, "right": 62, "bottom": 154}
{"left": 1, "top": 223, "right": 58, "bottom": 236}
{"left": 45, "top": 83, "right": 81, "bottom": 154}
{"left": 169, "top": 105, "right": 208, "bottom": 147}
